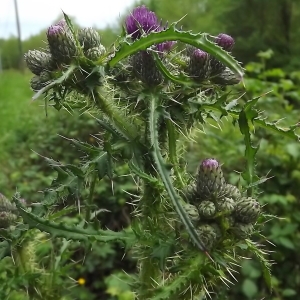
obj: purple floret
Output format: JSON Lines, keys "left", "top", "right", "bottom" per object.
{"left": 201, "top": 158, "right": 219, "bottom": 170}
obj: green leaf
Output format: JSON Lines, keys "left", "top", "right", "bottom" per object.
{"left": 151, "top": 238, "right": 175, "bottom": 271}
{"left": 15, "top": 202, "right": 135, "bottom": 246}
{"left": 238, "top": 101, "right": 259, "bottom": 191}
{"left": 129, "top": 161, "right": 162, "bottom": 187}
{"left": 151, "top": 51, "right": 195, "bottom": 86}
{"left": 242, "top": 279, "right": 258, "bottom": 299}
{"left": 95, "top": 151, "right": 113, "bottom": 180}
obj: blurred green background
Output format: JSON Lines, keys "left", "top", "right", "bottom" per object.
{"left": 1, "top": 0, "right": 300, "bottom": 299}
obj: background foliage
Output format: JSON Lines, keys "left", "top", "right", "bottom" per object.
{"left": 0, "top": 0, "right": 300, "bottom": 299}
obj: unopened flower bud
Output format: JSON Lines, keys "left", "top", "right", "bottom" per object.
{"left": 196, "top": 158, "right": 227, "bottom": 201}
{"left": 196, "top": 224, "right": 218, "bottom": 250}
{"left": 78, "top": 28, "right": 101, "bottom": 51}
{"left": 187, "top": 48, "right": 210, "bottom": 82}
{"left": 215, "top": 33, "right": 235, "bottom": 52}
{"left": 198, "top": 200, "right": 216, "bottom": 219}
{"left": 182, "top": 203, "right": 200, "bottom": 223}
{"left": 234, "top": 197, "right": 261, "bottom": 223}
{"left": 216, "top": 197, "right": 235, "bottom": 214}
{"left": 224, "top": 184, "right": 242, "bottom": 200}
{"left": 47, "top": 21, "right": 77, "bottom": 64}
{"left": 209, "top": 34, "right": 235, "bottom": 77}
{"left": 24, "top": 50, "right": 55, "bottom": 75}
{"left": 211, "top": 67, "right": 242, "bottom": 86}
{"left": 131, "top": 51, "right": 162, "bottom": 86}
{"left": 231, "top": 222, "right": 254, "bottom": 239}
{"left": 30, "top": 76, "right": 46, "bottom": 91}
{"left": 85, "top": 45, "right": 106, "bottom": 61}
{"left": 39, "top": 71, "right": 52, "bottom": 83}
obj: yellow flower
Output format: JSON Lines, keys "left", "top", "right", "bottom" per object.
{"left": 77, "top": 277, "right": 86, "bottom": 285}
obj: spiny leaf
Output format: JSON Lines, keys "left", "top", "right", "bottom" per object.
{"left": 194, "top": 96, "right": 299, "bottom": 141}
{"left": 129, "top": 161, "right": 162, "bottom": 187}
{"left": 245, "top": 239, "right": 272, "bottom": 291}
{"left": 15, "top": 202, "right": 135, "bottom": 246}
{"left": 94, "top": 151, "right": 113, "bottom": 180}
{"left": 150, "top": 255, "right": 204, "bottom": 300}
{"left": 238, "top": 109, "right": 259, "bottom": 189}
{"left": 67, "top": 137, "right": 100, "bottom": 156}
{"left": 62, "top": 12, "right": 84, "bottom": 57}
{"left": 108, "top": 26, "right": 244, "bottom": 77}
{"left": 151, "top": 51, "right": 195, "bottom": 86}
{"left": 151, "top": 237, "right": 175, "bottom": 271}
{"left": 32, "top": 64, "right": 77, "bottom": 100}
{"left": 254, "top": 119, "right": 300, "bottom": 141}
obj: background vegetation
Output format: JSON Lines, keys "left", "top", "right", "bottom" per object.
{"left": 0, "top": 0, "right": 300, "bottom": 299}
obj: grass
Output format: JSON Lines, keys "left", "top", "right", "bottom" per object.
{"left": 0, "top": 70, "right": 58, "bottom": 160}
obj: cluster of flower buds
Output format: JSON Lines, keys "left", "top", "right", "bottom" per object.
{"left": 24, "top": 19, "right": 105, "bottom": 92}
{"left": 0, "top": 193, "right": 18, "bottom": 229}
{"left": 186, "top": 34, "right": 241, "bottom": 85}
{"left": 125, "top": 5, "right": 175, "bottom": 86}
{"left": 183, "top": 159, "right": 261, "bottom": 250}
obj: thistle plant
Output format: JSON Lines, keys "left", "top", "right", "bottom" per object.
{"left": 2, "top": 5, "right": 299, "bottom": 300}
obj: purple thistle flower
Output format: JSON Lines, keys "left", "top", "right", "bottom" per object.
{"left": 47, "top": 24, "right": 64, "bottom": 37}
{"left": 125, "top": 5, "right": 160, "bottom": 40}
{"left": 201, "top": 158, "right": 219, "bottom": 171}
{"left": 215, "top": 33, "right": 235, "bottom": 51}
{"left": 46, "top": 19, "right": 77, "bottom": 64}
{"left": 186, "top": 47, "right": 209, "bottom": 81}
{"left": 47, "top": 19, "right": 67, "bottom": 38}
{"left": 125, "top": 5, "right": 175, "bottom": 52}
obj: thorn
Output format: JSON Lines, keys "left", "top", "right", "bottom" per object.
{"left": 205, "top": 251, "right": 214, "bottom": 262}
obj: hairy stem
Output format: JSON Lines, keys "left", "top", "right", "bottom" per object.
{"left": 92, "top": 89, "right": 139, "bottom": 142}
{"left": 139, "top": 183, "right": 161, "bottom": 299}
{"left": 166, "top": 119, "right": 185, "bottom": 189}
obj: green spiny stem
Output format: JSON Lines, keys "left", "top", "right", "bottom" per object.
{"left": 85, "top": 172, "right": 97, "bottom": 225}
{"left": 148, "top": 94, "right": 213, "bottom": 261}
{"left": 138, "top": 183, "right": 161, "bottom": 298}
{"left": 92, "top": 89, "right": 139, "bottom": 142}
{"left": 138, "top": 126, "right": 165, "bottom": 297}
{"left": 166, "top": 119, "right": 185, "bottom": 189}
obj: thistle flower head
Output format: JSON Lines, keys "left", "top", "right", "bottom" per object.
{"left": 46, "top": 19, "right": 77, "bottom": 64}
{"left": 78, "top": 28, "right": 101, "bottom": 51}
{"left": 131, "top": 50, "right": 162, "bottom": 85}
{"left": 196, "top": 158, "right": 226, "bottom": 201}
{"left": 24, "top": 50, "right": 54, "bottom": 75}
{"left": 200, "top": 158, "right": 219, "bottom": 172}
{"left": 193, "top": 49, "right": 209, "bottom": 60}
{"left": 47, "top": 24, "right": 65, "bottom": 38}
{"left": 186, "top": 48, "right": 210, "bottom": 81}
{"left": 215, "top": 33, "right": 235, "bottom": 51}
{"left": 125, "top": 5, "right": 160, "bottom": 40}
